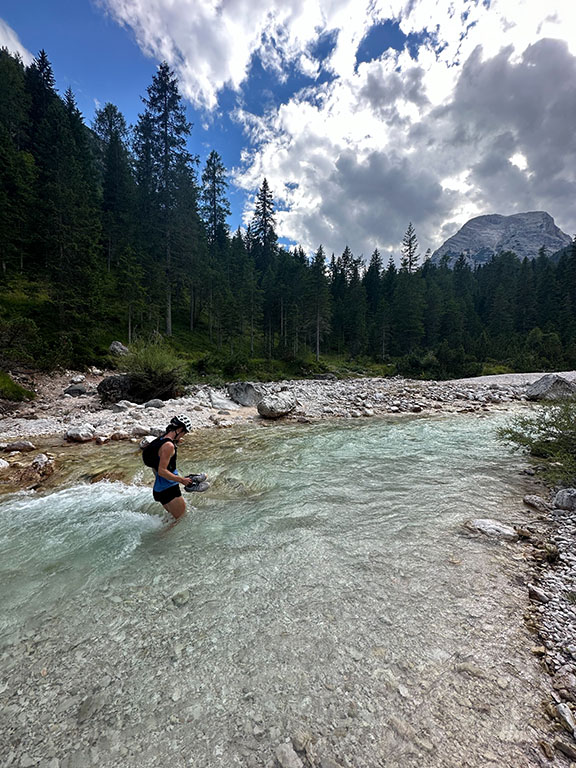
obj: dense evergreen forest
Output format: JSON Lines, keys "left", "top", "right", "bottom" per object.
{"left": 1, "top": 47, "right": 576, "bottom": 381}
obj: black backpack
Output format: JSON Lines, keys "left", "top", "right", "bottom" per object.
{"left": 142, "top": 436, "right": 171, "bottom": 469}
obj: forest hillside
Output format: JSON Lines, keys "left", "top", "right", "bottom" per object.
{"left": 1, "top": 48, "right": 576, "bottom": 383}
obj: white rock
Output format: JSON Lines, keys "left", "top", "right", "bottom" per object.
{"left": 109, "top": 340, "right": 129, "bottom": 356}
{"left": 0, "top": 458, "right": 9, "bottom": 472}
{"left": 131, "top": 425, "right": 151, "bottom": 437}
{"left": 275, "top": 743, "right": 304, "bottom": 768}
{"left": 208, "top": 389, "right": 240, "bottom": 411}
{"left": 139, "top": 435, "right": 157, "bottom": 449}
{"left": 66, "top": 425, "right": 95, "bottom": 442}
{"left": 31, "top": 453, "right": 52, "bottom": 470}
{"left": 110, "top": 430, "right": 130, "bottom": 441}
{"left": 464, "top": 518, "right": 518, "bottom": 541}
{"left": 257, "top": 391, "right": 297, "bottom": 419}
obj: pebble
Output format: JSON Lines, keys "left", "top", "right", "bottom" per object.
{"left": 274, "top": 744, "right": 303, "bottom": 768}
{"left": 171, "top": 589, "right": 190, "bottom": 607}
{"left": 555, "top": 739, "right": 576, "bottom": 760}
{"left": 291, "top": 729, "right": 311, "bottom": 752}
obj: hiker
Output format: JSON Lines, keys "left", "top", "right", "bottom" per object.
{"left": 142, "top": 414, "right": 208, "bottom": 520}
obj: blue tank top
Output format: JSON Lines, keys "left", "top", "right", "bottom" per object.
{"left": 152, "top": 437, "right": 179, "bottom": 492}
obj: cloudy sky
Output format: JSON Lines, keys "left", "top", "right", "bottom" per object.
{"left": 1, "top": 0, "right": 575, "bottom": 258}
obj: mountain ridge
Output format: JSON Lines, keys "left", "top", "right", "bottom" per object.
{"left": 431, "top": 211, "right": 572, "bottom": 266}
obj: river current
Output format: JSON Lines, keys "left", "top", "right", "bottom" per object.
{"left": 0, "top": 412, "right": 548, "bottom": 767}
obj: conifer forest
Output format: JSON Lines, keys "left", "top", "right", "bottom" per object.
{"left": 1, "top": 47, "right": 576, "bottom": 380}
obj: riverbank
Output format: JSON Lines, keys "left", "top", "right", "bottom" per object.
{"left": 4, "top": 368, "right": 571, "bottom": 444}
{"left": 2, "top": 368, "right": 572, "bottom": 495}
{"left": 520, "top": 489, "right": 576, "bottom": 763}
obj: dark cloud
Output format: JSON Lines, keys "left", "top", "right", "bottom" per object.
{"left": 292, "top": 147, "right": 453, "bottom": 255}
{"left": 435, "top": 38, "right": 576, "bottom": 234}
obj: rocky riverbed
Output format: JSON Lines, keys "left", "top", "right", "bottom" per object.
{"left": 3, "top": 371, "right": 576, "bottom": 767}
{"left": 2, "top": 367, "right": 564, "bottom": 443}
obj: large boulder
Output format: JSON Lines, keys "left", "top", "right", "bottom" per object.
{"left": 208, "top": 388, "right": 240, "bottom": 410}
{"left": 109, "top": 340, "right": 129, "bottom": 356}
{"left": 97, "top": 375, "right": 133, "bottom": 404}
{"left": 553, "top": 488, "right": 576, "bottom": 511}
{"left": 257, "top": 391, "right": 297, "bottom": 419}
{"left": 64, "top": 384, "right": 88, "bottom": 397}
{"left": 227, "top": 382, "right": 265, "bottom": 407}
{"left": 66, "top": 424, "right": 95, "bottom": 442}
{"left": 526, "top": 374, "right": 576, "bottom": 401}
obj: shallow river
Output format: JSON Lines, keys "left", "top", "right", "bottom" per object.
{"left": 0, "top": 413, "right": 548, "bottom": 767}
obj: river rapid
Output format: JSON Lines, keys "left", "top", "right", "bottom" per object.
{"left": 0, "top": 412, "right": 549, "bottom": 767}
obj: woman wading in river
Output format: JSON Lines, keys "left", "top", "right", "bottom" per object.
{"left": 142, "top": 414, "right": 208, "bottom": 520}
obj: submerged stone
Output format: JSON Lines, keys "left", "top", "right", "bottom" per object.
{"left": 464, "top": 518, "right": 518, "bottom": 541}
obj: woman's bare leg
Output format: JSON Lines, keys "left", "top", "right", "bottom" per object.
{"left": 163, "top": 495, "right": 187, "bottom": 520}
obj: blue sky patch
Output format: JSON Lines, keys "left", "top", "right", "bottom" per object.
{"left": 355, "top": 20, "right": 407, "bottom": 67}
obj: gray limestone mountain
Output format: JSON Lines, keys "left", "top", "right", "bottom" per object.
{"left": 431, "top": 211, "right": 572, "bottom": 266}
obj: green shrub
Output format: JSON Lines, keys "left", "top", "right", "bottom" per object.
{"left": 0, "top": 371, "right": 35, "bottom": 401}
{"left": 121, "top": 336, "right": 185, "bottom": 401}
{"left": 498, "top": 400, "right": 576, "bottom": 485}
{"left": 482, "top": 362, "right": 514, "bottom": 376}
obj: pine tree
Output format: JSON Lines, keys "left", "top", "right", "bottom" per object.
{"left": 93, "top": 103, "right": 134, "bottom": 273}
{"left": 251, "top": 178, "right": 277, "bottom": 270}
{"left": 141, "top": 61, "right": 193, "bottom": 335}
{"left": 400, "top": 222, "right": 419, "bottom": 273}
{"left": 200, "top": 150, "right": 230, "bottom": 247}
{"left": 306, "top": 245, "right": 332, "bottom": 361}
{"left": 0, "top": 49, "right": 34, "bottom": 275}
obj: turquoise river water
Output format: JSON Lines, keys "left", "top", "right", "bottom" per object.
{"left": 0, "top": 412, "right": 549, "bottom": 767}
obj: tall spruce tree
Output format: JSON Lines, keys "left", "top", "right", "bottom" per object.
{"left": 251, "top": 177, "right": 277, "bottom": 271}
{"left": 141, "top": 62, "right": 192, "bottom": 335}
{"left": 200, "top": 150, "right": 230, "bottom": 247}
{"left": 307, "top": 245, "right": 332, "bottom": 361}
{"left": 400, "top": 222, "right": 419, "bottom": 273}
{"left": 0, "top": 49, "right": 34, "bottom": 275}
{"left": 93, "top": 103, "right": 134, "bottom": 274}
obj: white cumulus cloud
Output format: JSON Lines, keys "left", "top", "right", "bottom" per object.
{"left": 99, "top": 0, "right": 576, "bottom": 256}
{"left": 0, "top": 18, "right": 33, "bottom": 64}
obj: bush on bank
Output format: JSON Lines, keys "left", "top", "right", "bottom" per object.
{"left": 120, "top": 336, "right": 185, "bottom": 401}
{"left": 498, "top": 400, "right": 576, "bottom": 485}
{"left": 0, "top": 372, "right": 35, "bottom": 402}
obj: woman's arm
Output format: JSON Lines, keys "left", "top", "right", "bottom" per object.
{"left": 157, "top": 442, "right": 192, "bottom": 485}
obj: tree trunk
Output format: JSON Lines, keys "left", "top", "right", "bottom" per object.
{"left": 381, "top": 320, "right": 386, "bottom": 359}
{"left": 316, "top": 307, "right": 320, "bottom": 362}
{"left": 165, "top": 229, "right": 172, "bottom": 336}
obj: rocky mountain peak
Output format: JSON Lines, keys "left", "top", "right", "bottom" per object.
{"left": 431, "top": 211, "right": 572, "bottom": 266}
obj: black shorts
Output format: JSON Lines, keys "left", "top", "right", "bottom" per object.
{"left": 153, "top": 484, "right": 182, "bottom": 505}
